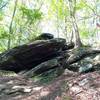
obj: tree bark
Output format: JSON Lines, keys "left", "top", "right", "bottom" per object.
{"left": 7, "top": 0, "right": 18, "bottom": 50}
{"left": 68, "top": 0, "right": 82, "bottom": 48}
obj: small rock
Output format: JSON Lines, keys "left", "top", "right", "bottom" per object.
{"left": 12, "top": 86, "right": 22, "bottom": 89}
{"left": 79, "top": 63, "right": 93, "bottom": 73}
{"left": 32, "top": 86, "right": 43, "bottom": 91}
{"left": 79, "top": 78, "right": 88, "bottom": 86}
{"left": 23, "top": 88, "right": 32, "bottom": 93}
{"left": 94, "top": 55, "right": 100, "bottom": 61}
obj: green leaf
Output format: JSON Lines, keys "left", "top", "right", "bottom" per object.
{"left": 48, "top": 0, "right": 69, "bottom": 19}
{"left": 76, "top": 1, "right": 86, "bottom": 10}
{"left": 20, "top": 5, "right": 43, "bottom": 24}
{"left": 0, "top": 27, "right": 9, "bottom": 39}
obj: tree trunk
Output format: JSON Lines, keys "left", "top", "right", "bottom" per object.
{"left": 68, "top": 0, "right": 82, "bottom": 48}
{"left": 72, "top": 17, "right": 82, "bottom": 48}
{"left": 7, "top": 0, "right": 18, "bottom": 50}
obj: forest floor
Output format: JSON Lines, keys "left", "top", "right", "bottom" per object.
{"left": 0, "top": 69, "right": 100, "bottom": 100}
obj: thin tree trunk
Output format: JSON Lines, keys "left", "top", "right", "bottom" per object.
{"left": 64, "top": 16, "right": 69, "bottom": 42}
{"left": 68, "top": 0, "right": 82, "bottom": 48}
{"left": 0, "top": 1, "right": 8, "bottom": 9}
{"left": 72, "top": 16, "right": 82, "bottom": 47}
{"left": 70, "top": 29, "right": 73, "bottom": 43}
{"left": 7, "top": 0, "right": 18, "bottom": 50}
{"left": 57, "top": 10, "right": 60, "bottom": 38}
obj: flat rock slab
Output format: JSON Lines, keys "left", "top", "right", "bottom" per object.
{"left": 0, "top": 38, "right": 66, "bottom": 72}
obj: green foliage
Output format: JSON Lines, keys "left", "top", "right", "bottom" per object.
{"left": 0, "top": 0, "right": 99, "bottom": 52}
{"left": 0, "top": 27, "right": 8, "bottom": 39}
{"left": 0, "top": 11, "right": 3, "bottom": 20}
{"left": 75, "top": 0, "right": 86, "bottom": 11}
{"left": 0, "top": 0, "right": 3, "bottom": 5}
{"left": 48, "top": 0, "right": 69, "bottom": 19}
{"left": 80, "top": 28, "right": 89, "bottom": 38}
{"left": 20, "top": 5, "right": 43, "bottom": 24}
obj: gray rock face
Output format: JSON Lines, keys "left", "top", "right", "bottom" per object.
{"left": 23, "top": 58, "right": 59, "bottom": 77}
{"left": 0, "top": 38, "right": 66, "bottom": 72}
{"left": 94, "top": 55, "right": 100, "bottom": 61}
{"left": 79, "top": 63, "right": 93, "bottom": 73}
{"left": 37, "top": 33, "right": 54, "bottom": 40}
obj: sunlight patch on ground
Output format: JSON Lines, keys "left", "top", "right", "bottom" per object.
{"left": 32, "top": 86, "right": 43, "bottom": 91}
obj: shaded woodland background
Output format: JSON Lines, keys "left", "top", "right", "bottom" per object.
{"left": 0, "top": 0, "right": 100, "bottom": 51}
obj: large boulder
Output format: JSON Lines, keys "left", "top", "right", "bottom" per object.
{"left": 0, "top": 38, "right": 66, "bottom": 72}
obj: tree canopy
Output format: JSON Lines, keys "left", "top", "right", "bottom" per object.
{"left": 0, "top": 0, "right": 100, "bottom": 52}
